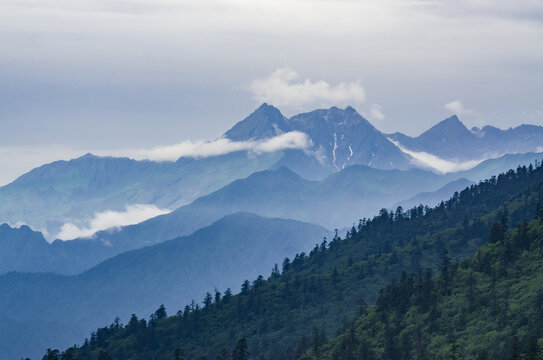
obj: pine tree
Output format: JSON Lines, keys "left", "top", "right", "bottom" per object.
{"left": 232, "top": 338, "right": 249, "bottom": 360}
{"left": 204, "top": 292, "right": 213, "bottom": 309}
{"left": 153, "top": 304, "right": 167, "bottom": 320}
{"left": 173, "top": 347, "right": 185, "bottom": 360}
{"left": 42, "top": 349, "right": 60, "bottom": 360}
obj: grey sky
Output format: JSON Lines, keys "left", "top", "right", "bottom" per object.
{"left": 1, "top": 0, "right": 543, "bottom": 184}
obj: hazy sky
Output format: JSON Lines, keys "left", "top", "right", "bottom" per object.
{"left": 1, "top": 0, "right": 543, "bottom": 185}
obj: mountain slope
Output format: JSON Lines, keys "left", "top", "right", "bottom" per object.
{"left": 397, "top": 178, "right": 474, "bottom": 209}
{"left": 288, "top": 106, "right": 412, "bottom": 171}
{"left": 224, "top": 103, "right": 292, "bottom": 141}
{"left": 0, "top": 213, "right": 329, "bottom": 360}
{"left": 58, "top": 162, "right": 543, "bottom": 360}
{"left": 313, "top": 216, "right": 543, "bottom": 360}
{"left": 0, "top": 151, "right": 284, "bottom": 237}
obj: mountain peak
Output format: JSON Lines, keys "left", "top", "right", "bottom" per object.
{"left": 289, "top": 105, "right": 370, "bottom": 128}
{"left": 420, "top": 114, "right": 472, "bottom": 139}
{"left": 224, "top": 104, "right": 290, "bottom": 141}
{"left": 438, "top": 114, "right": 464, "bottom": 128}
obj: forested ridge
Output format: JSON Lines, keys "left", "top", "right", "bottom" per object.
{"left": 305, "top": 215, "right": 543, "bottom": 360}
{"left": 43, "top": 162, "right": 543, "bottom": 360}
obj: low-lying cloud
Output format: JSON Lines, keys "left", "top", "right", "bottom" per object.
{"left": 389, "top": 139, "right": 485, "bottom": 173}
{"left": 248, "top": 67, "right": 366, "bottom": 109}
{"left": 56, "top": 204, "right": 171, "bottom": 240}
{"left": 111, "top": 131, "right": 312, "bottom": 162}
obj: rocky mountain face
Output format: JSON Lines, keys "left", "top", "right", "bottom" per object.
{"left": 225, "top": 104, "right": 413, "bottom": 172}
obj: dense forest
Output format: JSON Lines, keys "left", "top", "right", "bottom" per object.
{"left": 42, "top": 162, "right": 543, "bottom": 360}
{"left": 305, "top": 215, "right": 543, "bottom": 359}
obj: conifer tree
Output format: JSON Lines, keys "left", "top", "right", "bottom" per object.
{"left": 232, "top": 338, "right": 249, "bottom": 360}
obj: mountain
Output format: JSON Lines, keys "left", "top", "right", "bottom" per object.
{"left": 224, "top": 103, "right": 292, "bottom": 140}
{"left": 3, "top": 153, "right": 541, "bottom": 277}
{"left": 451, "top": 152, "right": 543, "bottom": 182}
{"left": 0, "top": 105, "right": 410, "bottom": 237}
{"left": 0, "top": 213, "right": 329, "bottom": 360}
{"left": 225, "top": 105, "right": 413, "bottom": 172}
{"left": 396, "top": 177, "right": 474, "bottom": 209}
{"left": 2, "top": 104, "right": 539, "bottom": 238}
{"left": 388, "top": 115, "right": 543, "bottom": 161}
{"left": 0, "top": 224, "right": 51, "bottom": 274}
{"left": 0, "top": 150, "right": 284, "bottom": 237}
{"left": 4, "top": 165, "right": 451, "bottom": 276}
{"left": 310, "top": 215, "right": 543, "bottom": 360}
{"left": 57, "top": 162, "right": 543, "bottom": 360}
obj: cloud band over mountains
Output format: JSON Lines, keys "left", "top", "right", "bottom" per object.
{"left": 56, "top": 204, "right": 171, "bottom": 241}
{"left": 107, "top": 131, "right": 312, "bottom": 162}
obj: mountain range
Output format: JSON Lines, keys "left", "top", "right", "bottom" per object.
{"left": 0, "top": 212, "right": 329, "bottom": 360}
{"left": 2, "top": 104, "right": 541, "bottom": 238}
{"left": 1, "top": 152, "right": 542, "bottom": 277}
{"left": 388, "top": 114, "right": 543, "bottom": 161}
{"left": 52, "top": 161, "right": 543, "bottom": 360}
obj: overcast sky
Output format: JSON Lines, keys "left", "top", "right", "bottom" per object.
{"left": 1, "top": 0, "right": 543, "bottom": 185}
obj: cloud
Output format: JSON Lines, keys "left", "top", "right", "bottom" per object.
{"left": 106, "top": 131, "right": 312, "bottom": 161}
{"left": 444, "top": 100, "right": 474, "bottom": 116}
{"left": 248, "top": 67, "right": 366, "bottom": 109}
{"left": 55, "top": 204, "right": 171, "bottom": 240}
{"left": 389, "top": 139, "right": 485, "bottom": 173}
{"left": 369, "top": 103, "right": 385, "bottom": 121}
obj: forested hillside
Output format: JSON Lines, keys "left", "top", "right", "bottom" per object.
{"left": 51, "top": 161, "right": 543, "bottom": 360}
{"left": 307, "top": 214, "right": 543, "bottom": 360}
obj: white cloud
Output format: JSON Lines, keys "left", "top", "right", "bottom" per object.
{"left": 369, "top": 103, "right": 385, "bottom": 121}
{"left": 248, "top": 67, "right": 366, "bottom": 109}
{"left": 445, "top": 100, "right": 474, "bottom": 116}
{"left": 389, "top": 138, "right": 486, "bottom": 173}
{"left": 105, "top": 131, "right": 312, "bottom": 161}
{"left": 55, "top": 204, "right": 171, "bottom": 240}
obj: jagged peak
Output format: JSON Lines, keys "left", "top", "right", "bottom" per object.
{"left": 254, "top": 102, "right": 283, "bottom": 114}
{"left": 289, "top": 105, "right": 372, "bottom": 127}
{"left": 79, "top": 153, "right": 98, "bottom": 159}
{"left": 223, "top": 104, "right": 289, "bottom": 141}
{"left": 418, "top": 114, "right": 472, "bottom": 139}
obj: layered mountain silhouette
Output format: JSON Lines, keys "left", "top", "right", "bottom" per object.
{"left": 388, "top": 115, "right": 543, "bottom": 161}
{"left": 2, "top": 152, "right": 542, "bottom": 277}
{"left": 1, "top": 104, "right": 541, "bottom": 237}
{"left": 0, "top": 213, "right": 329, "bottom": 360}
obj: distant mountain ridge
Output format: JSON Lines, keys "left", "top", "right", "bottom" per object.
{"left": 0, "top": 103, "right": 541, "bottom": 241}
{"left": 0, "top": 213, "right": 330, "bottom": 360}
{"left": 388, "top": 115, "right": 543, "bottom": 161}
{"left": 2, "top": 151, "right": 541, "bottom": 277}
